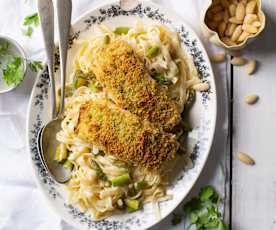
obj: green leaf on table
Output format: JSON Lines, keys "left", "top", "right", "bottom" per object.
{"left": 28, "top": 61, "right": 43, "bottom": 72}
{"left": 183, "top": 198, "right": 202, "bottom": 214}
{"left": 3, "top": 56, "right": 24, "bottom": 86}
{"left": 23, "top": 26, "right": 33, "bottom": 37}
{"left": 199, "top": 185, "right": 215, "bottom": 201}
{"left": 23, "top": 13, "right": 39, "bottom": 26}
{"left": 22, "top": 13, "right": 39, "bottom": 37}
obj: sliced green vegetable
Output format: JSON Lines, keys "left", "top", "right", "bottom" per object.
{"left": 114, "top": 27, "right": 130, "bottom": 35}
{"left": 125, "top": 199, "right": 140, "bottom": 211}
{"left": 91, "top": 160, "right": 108, "bottom": 181}
{"left": 63, "top": 160, "right": 74, "bottom": 171}
{"left": 134, "top": 180, "right": 146, "bottom": 191}
{"left": 152, "top": 73, "right": 172, "bottom": 85}
{"left": 147, "top": 45, "right": 160, "bottom": 58}
{"left": 54, "top": 143, "right": 68, "bottom": 162}
{"left": 111, "top": 173, "right": 130, "bottom": 186}
{"left": 3, "top": 56, "right": 24, "bottom": 86}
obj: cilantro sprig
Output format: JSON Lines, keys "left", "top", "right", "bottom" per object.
{"left": 171, "top": 185, "right": 227, "bottom": 230}
{"left": 0, "top": 41, "right": 10, "bottom": 57}
{"left": 28, "top": 61, "right": 43, "bottom": 72}
{"left": 2, "top": 56, "right": 24, "bottom": 86}
{"left": 22, "top": 13, "right": 39, "bottom": 37}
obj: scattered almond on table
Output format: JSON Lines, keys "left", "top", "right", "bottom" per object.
{"left": 245, "top": 94, "right": 259, "bottom": 104}
{"left": 210, "top": 53, "right": 226, "bottom": 62}
{"left": 237, "top": 152, "right": 255, "bottom": 165}
{"left": 231, "top": 56, "right": 247, "bottom": 65}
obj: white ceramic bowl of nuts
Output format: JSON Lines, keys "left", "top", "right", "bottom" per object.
{"left": 201, "top": 0, "right": 266, "bottom": 50}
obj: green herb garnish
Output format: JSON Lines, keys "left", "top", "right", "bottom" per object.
{"left": 172, "top": 185, "right": 227, "bottom": 230}
{"left": 28, "top": 61, "right": 43, "bottom": 72}
{"left": 2, "top": 56, "right": 24, "bottom": 86}
{"left": 23, "top": 13, "right": 39, "bottom": 27}
{"left": 23, "top": 13, "right": 39, "bottom": 37}
{"left": 152, "top": 73, "right": 172, "bottom": 85}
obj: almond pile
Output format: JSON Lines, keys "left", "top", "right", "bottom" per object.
{"left": 206, "top": 0, "right": 262, "bottom": 46}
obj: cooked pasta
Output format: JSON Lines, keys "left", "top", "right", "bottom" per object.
{"left": 55, "top": 21, "right": 199, "bottom": 220}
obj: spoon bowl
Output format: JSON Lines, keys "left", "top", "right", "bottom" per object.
{"left": 38, "top": 117, "right": 71, "bottom": 183}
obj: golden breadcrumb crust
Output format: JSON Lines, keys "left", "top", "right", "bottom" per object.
{"left": 90, "top": 40, "right": 180, "bottom": 131}
{"left": 76, "top": 100, "right": 178, "bottom": 170}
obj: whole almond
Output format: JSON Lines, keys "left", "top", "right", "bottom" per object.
{"left": 237, "top": 152, "right": 255, "bottom": 165}
{"left": 231, "top": 25, "right": 243, "bottom": 41}
{"left": 245, "top": 94, "right": 259, "bottom": 104}
{"left": 244, "top": 14, "right": 258, "bottom": 24}
{"left": 193, "top": 83, "right": 210, "bottom": 91}
{"left": 246, "top": 60, "right": 257, "bottom": 75}
{"left": 241, "top": 0, "right": 248, "bottom": 4}
{"left": 236, "top": 3, "right": 246, "bottom": 21}
{"left": 223, "top": 10, "right": 230, "bottom": 23}
{"left": 229, "top": 17, "right": 243, "bottom": 24}
{"left": 231, "top": 57, "right": 247, "bottom": 65}
{"left": 226, "top": 23, "right": 237, "bottom": 36}
{"left": 252, "top": 20, "right": 261, "bottom": 27}
{"left": 221, "top": 36, "right": 236, "bottom": 46}
{"left": 218, "top": 21, "right": 227, "bottom": 37}
{"left": 242, "top": 24, "right": 258, "bottom": 33}
{"left": 246, "top": 0, "right": 257, "bottom": 14}
{"left": 210, "top": 53, "right": 226, "bottom": 62}
{"left": 210, "top": 4, "right": 224, "bottom": 14}
{"left": 238, "top": 31, "right": 250, "bottom": 42}
{"left": 229, "top": 4, "right": 237, "bottom": 17}
{"left": 208, "top": 20, "right": 219, "bottom": 30}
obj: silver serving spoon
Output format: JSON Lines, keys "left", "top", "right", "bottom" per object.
{"left": 37, "top": 0, "right": 72, "bottom": 183}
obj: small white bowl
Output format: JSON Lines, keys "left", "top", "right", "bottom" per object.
{"left": 0, "top": 35, "right": 27, "bottom": 94}
{"left": 201, "top": 0, "right": 266, "bottom": 51}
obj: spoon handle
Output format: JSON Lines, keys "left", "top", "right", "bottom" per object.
{"left": 37, "top": 0, "right": 56, "bottom": 119}
{"left": 56, "top": 0, "right": 72, "bottom": 115}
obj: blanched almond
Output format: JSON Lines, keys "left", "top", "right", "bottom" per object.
{"left": 245, "top": 94, "right": 259, "bottom": 104}
{"left": 237, "top": 152, "right": 255, "bottom": 165}
{"left": 242, "top": 24, "right": 258, "bottom": 33}
{"left": 210, "top": 53, "right": 226, "bottom": 62}
{"left": 244, "top": 14, "right": 258, "bottom": 24}
{"left": 223, "top": 10, "right": 230, "bottom": 23}
{"left": 246, "top": 59, "right": 257, "bottom": 75}
{"left": 221, "top": 36, "right": 236, "bottom": 46}
{"left": 229, "top": 17, "right": 243, "bottom": 24}
{"left": 218, "top": 21, "right": 227, "bottom": 37}
{"left": 231, "top": 25, "right": 243, "bottom": 41}
{"left": 229, "top": 4, "right": 237, "bottom": 17}
{"left": 238, "top": 31, "right": 250, "bottom": 42}
{"left": 241, "top": 0, "right": 248, "bottom": 4}
{"left": 236, "top": 3, "right": 246, "bottom": 21}
{"left": 221, "top": 0, "right": 230, "bottom": 8}
{"left": 193, "top": 83, "right": 210, "bottom": 91}
{"left": 246, "top": 0, "right": 257, "bottom": 14}
{"left": 225, "top": 23, "right": 237, "bottom": 36}
{"left": 231, "top": 57, "right": 247, "bottom": 65}
{"left": 252, "top": 20, "right": 261, "bottom": 27}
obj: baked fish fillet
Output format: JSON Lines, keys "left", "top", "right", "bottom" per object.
{"left": 76, "top": 100, "right": 178, "bottom": 170}
{"left": 90, "top": 40, "right": 180, "bottom": 131}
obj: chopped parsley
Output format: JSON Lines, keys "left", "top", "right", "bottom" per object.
{"left": 171, "top": 185, "right": 227, "bottom": 230}
{"left": 22, "top": 13, "right": 40, "bottom": 37}
{"left": 2, "top": 56, "right": 24, "bottom": 86}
